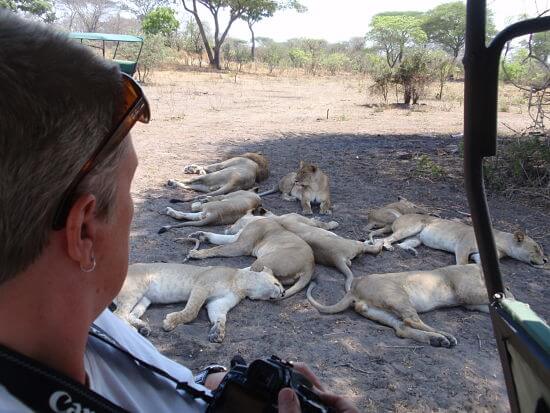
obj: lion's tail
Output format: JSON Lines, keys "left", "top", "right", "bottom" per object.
{"left": 258, "top": 187, "right": 279, "bottom": 197}
{"left": 306, "top": 282, "right": 353, "bottom": 314}
{"left": 277, "top": 268, "right": 313, "bottom": 299}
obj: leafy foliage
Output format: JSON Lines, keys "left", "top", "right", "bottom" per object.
{"left": 137, "top": 33, "right": 172, "bottom": 82}
{"left": 0, "top": 0, "right": 55, "bottom": 21}
{"left": 367, "top": 14, "right": 427, "bottom": 68}
{"left": 142, "top": 6, "right": 179, "bottom": 37}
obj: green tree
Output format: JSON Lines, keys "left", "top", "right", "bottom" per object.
{"left": 0, "top": 0, "right": 55, "bottom": 22}
{"left": 422, "top": 1, "right": 496, "bottom": 59}
{"left": 422, "top": 2, "right": 465, "bottom": 59}
{"left": 181, "top": 0, "right": 302, "bottom": 69}
{"left": 142, "top": 6, "right": 179, "bottom": 37}
{"left": 367, "top": 14, "right": 427, "bottom": 68}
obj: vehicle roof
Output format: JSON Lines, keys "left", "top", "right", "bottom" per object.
{"left": 68, "top": 32, "right": 143, "bottom": 43}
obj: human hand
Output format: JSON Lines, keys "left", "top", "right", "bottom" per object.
{"left": 277, "top": 362, "right": 359, "bottom": 413}
{"left": 204, "top": 372, "right": 227, "bottom": 390}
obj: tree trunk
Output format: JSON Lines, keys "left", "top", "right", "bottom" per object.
{"left": 213, "top": 46, "right": 222, "bottom": 70}
{"left": 248, "top": 20, "right": 256, "bottom": 61}
{"left": 403, "top": 85, "right": 412, "bottom": 105}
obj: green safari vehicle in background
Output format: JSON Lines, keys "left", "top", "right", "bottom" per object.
{"left": 68, "top": 32, "right": 144, "bottom": 76}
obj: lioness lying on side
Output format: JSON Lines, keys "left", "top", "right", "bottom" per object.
{"left": 308, "top": 264, "right": 498, "bottom": 348}
{"left": 167, "top": 153, "right": 269, "bottom": 198}
{"left": 260, "top": 161, "right": 332, "bottom": 215}
{"left": 378, "top": 214, "right": 547, "bottom": 267}
{"left": 365, "top": 197, "right": 430, "bottom": 242}
{"left": 114, "top": 263, "right": 284, "bottom": 343}
{"left": 272, "top": 213, "right": 382, "bottom": 291}
{"left": 158, "top": 189, "right": 261, "bottom": 234}
{"left": 187, "top": 216, "right": 317, "bottom": 298}
{"left": 220, "top": 208, "right": 380, "bottom": 292}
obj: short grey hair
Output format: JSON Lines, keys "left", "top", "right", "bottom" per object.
{"left": 0, "top": 11, "right": 127, "bottom": 283}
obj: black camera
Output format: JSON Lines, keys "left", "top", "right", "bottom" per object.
{"left": 207, "top": 355, "right": 334, "bottom": 413}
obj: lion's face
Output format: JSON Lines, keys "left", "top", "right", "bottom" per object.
{"left": 295, "top": 161, "right": 318, "bottom": 186}
{"left": 248, "top": 267, "right": 285, "bottom": 300}
{"left": 510, "top": 231, "right": 547, "bottom": 266}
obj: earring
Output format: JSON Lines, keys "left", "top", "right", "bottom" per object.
{"left": 80, "top": 255, "right": 96, "bottom": 273}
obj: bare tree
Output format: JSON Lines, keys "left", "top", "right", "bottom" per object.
{"left": 181, "top": 0, "right": 250, "bottom": 69}
{"left": 120, "top": 0, "right": 168, "bottom": 21}
{"left": 57, "top": 0, "right": 119, "bottom": 32}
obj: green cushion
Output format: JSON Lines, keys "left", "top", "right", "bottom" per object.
{"left": 113, "top": 60, "right": 136, "bottom": 75}
{"left": 501, "top": 298, "right": 550, "bottom": 353}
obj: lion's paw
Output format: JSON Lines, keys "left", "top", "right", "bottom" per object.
{"left": 429, "top": 335, "right": 452, "bottom": 348}
{"left": 183, "top": 164, "right": 201, "bottom": 174}
{"left": 326, "top": 221, "right": 339, "bottom": 230}
{"left": 162, "top": 313, "right": 180, "bottom": 331}
{"left": 188, "top": 231, "right": 206, "bottom": 241}
{"left": 138, "top": 325, "right": 151, "bottom": 337}
{"left": 208, "top": 325, "right": 225, "bottom": 343}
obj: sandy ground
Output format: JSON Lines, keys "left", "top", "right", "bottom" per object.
{"left": 126, "top": 70, "right": 549, "bottom": 412}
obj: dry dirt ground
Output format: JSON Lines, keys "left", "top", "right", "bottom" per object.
{"left": 127, "top": 70, "right": 549, "bottom": 412}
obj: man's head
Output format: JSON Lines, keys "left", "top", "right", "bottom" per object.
{"left": 0, "top": 11, "right": 137, "bottom": 285}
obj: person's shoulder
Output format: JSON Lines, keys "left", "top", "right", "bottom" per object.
{"left": 0, "top": 384, "right": 34, "bottom": 412}
{"left": 90, "top": 309, "right": 199, "bottom": 386}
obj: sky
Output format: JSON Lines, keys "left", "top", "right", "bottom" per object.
{"left": 179, "top": 0, "right": 550, "bottom": 44}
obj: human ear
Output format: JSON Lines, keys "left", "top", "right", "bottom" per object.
{"left": 64, "top": 193, "right": 98, "bottom": 269}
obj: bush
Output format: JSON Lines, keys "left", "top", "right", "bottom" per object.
{"left": 365, "top": 54, "right": 393, "bottom": 103}
{"left": 394, "top": 50, "right": 433, "bottom": 104}
{"left": 260, "top": 43, "right": 286, "bottom": 74}
{"left": 288, "top": 48, "right": 310, "bottom": 69}
{"left": 321, "top": 53, "right": 350, "bottom": 75}
{"left": 137, "top": 34, "right": 171, "bottom": 83}
{"left": 484, "top": 137, "right": 550, "bottom": 194}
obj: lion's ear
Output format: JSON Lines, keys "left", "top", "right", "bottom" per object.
{"left": 514, "top": 230, "right": 525, "bottom": 243}
{"left": 251, "top": 186, "right": 259, "bottom": 193}
{"left": 309, "top": 164, "right": 317, "bottom": 172}
{"left": 255, "top": 206, "right": 267, "bottom": 215}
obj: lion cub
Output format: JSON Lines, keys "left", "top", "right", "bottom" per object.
{"left": 114, "top": 263, "right": 284, "bottom": 343}
{"left": 308, "top": 264, "right": 496, "bottom": 348}
{"left": 260, "top": 161, "right": 332, "bottom": 215}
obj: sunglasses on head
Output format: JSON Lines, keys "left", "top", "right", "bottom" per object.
{"left": 52, "top": 72, "right": 151, "bottom": 230}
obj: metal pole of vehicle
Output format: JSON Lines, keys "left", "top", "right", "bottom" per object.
{"left": 463, "top": 0, "right": 504, "bottom": 297}
{"left": 464, "top": 2, "right": 550, "bottom": 411}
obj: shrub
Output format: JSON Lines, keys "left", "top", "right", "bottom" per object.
{"left": 484, "top": 137, "right": 550, "bottom": 194}
{"left": 137, "top": 34, "right": 171, "bottom": 83}
{"left": 321, "top": 53, "right": 350, "bottom": 75}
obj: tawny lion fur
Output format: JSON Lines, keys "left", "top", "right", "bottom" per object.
{"left": 114, "top": 263, "right": 284, "bottom": 343}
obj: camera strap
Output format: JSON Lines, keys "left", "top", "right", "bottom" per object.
{"left": 0, "top": 324, "right": 213, "bottom": 412}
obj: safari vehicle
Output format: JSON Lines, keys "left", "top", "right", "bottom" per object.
{"left": 68, "top": 32, "right": 144, "bottom": 76}
{"left": 463, "top": 1, "right": 550, "bottom": 411}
